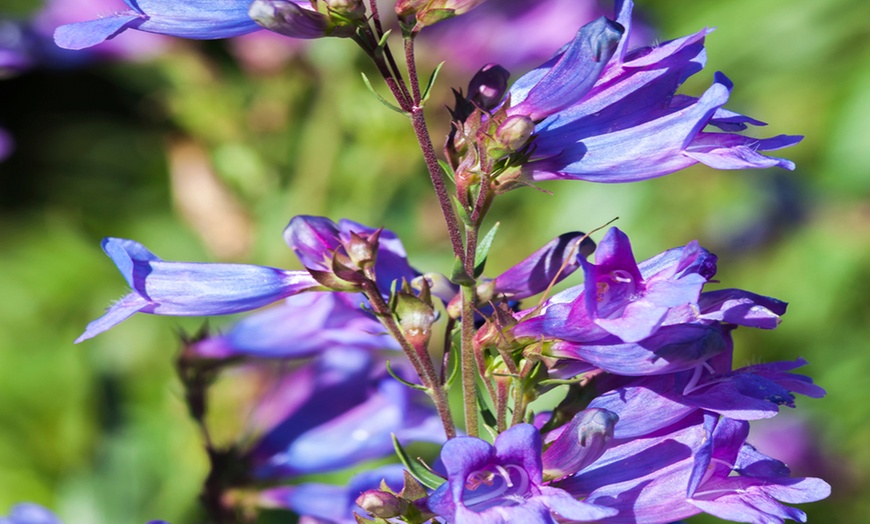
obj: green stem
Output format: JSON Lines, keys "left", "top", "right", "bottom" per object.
{"left": 460, "top": 284, "right": 479, "bottom": 437}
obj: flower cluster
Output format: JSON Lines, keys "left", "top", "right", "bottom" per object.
{"left": 52, "top": 0, "right": 829, "bottom": 523}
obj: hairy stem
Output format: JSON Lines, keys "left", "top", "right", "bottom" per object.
{"left": 362, "top": 281, "right": 457, "bottom": 439}
{"left": 460, "top": 284, "right": 479, "bottom": 437}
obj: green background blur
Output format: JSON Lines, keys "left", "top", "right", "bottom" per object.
{"left": 1, "top": 0, "right": 868, "bottom": 522}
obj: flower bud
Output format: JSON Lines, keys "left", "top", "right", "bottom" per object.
{"left": 542, "top": 408, "right": 618, "bottom": 480}
{"left": 322, "top": 0, "right": 366, "bottom": 20}
{"left": 396, "top": 0, "right": 488, "bottom": 30}
{"left": 344, "top": 229, "right": 381, "bottom": 277}
{"left": 394, "top": 291, "right": 437, "bottom": 349}
{"left": 467, "top": 64, "right": 510, "bottom": 111}
{"left": 356, "top": 489, "right": 406, "bottom": 519}
{"left": 495, "top": 114, "right": 535, "bottom": 153}
{"left": 249, "top": 0, "right": 331, "bottom": 39}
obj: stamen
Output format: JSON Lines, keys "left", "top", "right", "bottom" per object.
{"left": 495, "top": 464, "right": 513, "bottom": 488}
{"left": 610, "top": 269, "right": 633, "bottom": 283}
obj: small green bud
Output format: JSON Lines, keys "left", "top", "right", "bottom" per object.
{"left": 495, "top": 114, "right": 535, "bottom": 153}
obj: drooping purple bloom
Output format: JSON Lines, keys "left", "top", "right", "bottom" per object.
{"left": 586, "top": 353, "right": 825, "bottom": 439}
{"left": 420, "top": 0, "right": 653, "bottom": 72}
{"left": 53, "top": 0, "right": 262, "bottom": 50}
{"left": 0, "top": 503, "right": 62, "bottom": 524}
{"left": 259, "top": 464, "right": 406, "bottom": 523}
{"left": 428, "top": 423, "right": 617, "bottom": 523}
{"left": 556, "top": 413, "right": 829, "bottom": 523}
{"left": 76, "top": 237, "right": 320, "bottom": 343}
{"left": 504, "top": 0, "right": 801, "bottom": 184}
{"left": 189, "top": 291, "right": 398, "bottom": 359}
{"left": 684, "top": 417, "right": 831, "bottom": 523}
{"left": 245, "top": 348, "right": 444, "bottom": 478}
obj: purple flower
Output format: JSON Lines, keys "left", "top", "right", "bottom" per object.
{"left": 245, "top": 348, "right": 444, "bottom": 478}
{"left": 54, "top": 0, "right": 262, "bottom": 50}
{"left": 556, "top": 414, "right": 830, "bottom": 523}
{"left": 684, "top": 417, "right": 831, "bottom": 523}
{"left": 518, "top": 227, "right": 717, "bottom": 345}
{"left": 483, "top": 231, "right": 596, "bottom": 302}
{"left": 504, "top": 0, "right": 801, "bottom": 184}
{"left": 189, "top": 291, "right": 398, "bottom": 359}
{"left": 260, "top": 464, "right": 406, "bottom": 523}
{"left": 284, "top": 215, "right": 420, "bottom": 295}
{"left": 586, "top": 354, "right": 825, "bottom": 440}
{"left": 35, "top": 0, "right": 169, "bottom": 60}
{"left": 76, "top": 237, "right": 320, "bottom": 343}
{"left": 0, "top": 503, "right": 62, "bottom": 524}
{"left": 420, "top": 0, "right": 653, "bottom": 72}
{"left": 428, "top": 424, "right": 617, "bottom": 523}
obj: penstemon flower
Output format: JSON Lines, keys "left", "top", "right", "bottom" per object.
{"left": 55, "top": 0, "right": 830, "bottom": 522}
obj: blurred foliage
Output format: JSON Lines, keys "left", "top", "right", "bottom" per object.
{"left": 1, "top": 0, "right": 868, "bottom": 522}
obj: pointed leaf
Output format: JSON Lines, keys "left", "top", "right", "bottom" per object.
{"left": 474, "top": 221, "right": 500, "bottom": 277}
{"left": 392, "top": 435, "right": 444, "bottom": 490}
{"left": 361, "top": 72, "right": 409, "bottom": 115}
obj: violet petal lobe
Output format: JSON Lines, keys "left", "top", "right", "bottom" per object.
{"left": 509, "top": 17, "right": 624, "bottom": 121}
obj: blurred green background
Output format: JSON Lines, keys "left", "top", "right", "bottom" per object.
{"left": 1, "top": 0, "right": 868, "bottom": 522}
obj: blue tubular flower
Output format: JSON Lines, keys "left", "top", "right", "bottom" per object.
{"left": 76, "top": 238, "right": 320, "bottom": 343}
{"left": 189, "top": 291, "right": 399, "bottom": 359}
{"left": 428, "top": 424, "right": 617, "bottom": 523}
{"left": 504, "top": 0, "right": 801, "bottom": 184}
{"left": 246, "top": 348, "right": 443, "bottom": 478}
{"left": 54, "top": 0, "right": 262, "bottom": 50}
{"left": 0, "top": 503, "right": 62, "bottom": 524}
{"left": 259, "top": 464, "right": 406, "bottom": 523}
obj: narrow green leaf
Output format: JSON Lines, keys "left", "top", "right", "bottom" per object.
{"left": 392, "top": 435, "right": 444, "bottom": 490}
{"left": 451, "top": 195, "right": 472, "bottom": 226}
{"left": 420, "top": 61, "right": 446, "bottom": 106}
{"left": 474, "top": 221, "right": 500, "bottom": 277}
{"left": 377, "top": 29, "right": 392, "bottom": 50}
{"left": 386, "top": 361, "right": 428, "bottom": 391}
{"left": 360, "top": 72, "right": 408, "bottom": 116}
{"left": 438, "top": 159, "right": 455, "bottom": 183}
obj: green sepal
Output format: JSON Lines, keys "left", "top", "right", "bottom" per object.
{"left": 420, "top": 61, "right": 446, "bottom": 106}
{"left": 392, "top": 435, "right": 445, "bottom": 490}
{"left": 474, "top": 221, "right": 500, "bottom": 277}
{"left": 361, "top": 72, "right": 409, "bottom": 116}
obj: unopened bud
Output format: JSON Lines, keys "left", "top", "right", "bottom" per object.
{"left": 355, "top": 489, "right": 406, "bottom": 519}
{"left": 249, "top": 0, "right": 331, "bottom": 39}
{"left": 394, "top": 292, "right": 437, "bottom": 348}
{"left": 542, "top": 408, "right": 618, "bottom": 480}
{"left": 467, "top": 64, "right": 510, "bottom": 111}
{"left": 396, "top": 0, "right": 488, "bottom": 29}
{"left": 344, "top": 230, "right": 380, "bottom": 275}
{"left": 495, "top": 114, "right": 535, "bottom": 152}
{"left": 323, "top": 0, "right": 366, "bottom": 19}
